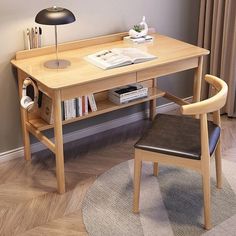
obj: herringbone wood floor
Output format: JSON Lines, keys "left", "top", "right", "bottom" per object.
{"left": 0, "top": 115, "right": 235, "bottom": 235}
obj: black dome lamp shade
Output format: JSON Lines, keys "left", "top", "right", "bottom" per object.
{"left": 35, "top": 6, "right": 76, "bottom": 69}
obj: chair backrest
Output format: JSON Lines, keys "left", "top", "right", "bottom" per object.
{"left": 181, "top": 74, "right": 228, "bottom": 116}
{"left": 181, "top": 74, "right": 228, "bottom": 159}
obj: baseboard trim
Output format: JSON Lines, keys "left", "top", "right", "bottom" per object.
{"left": 0, "top": 96, "right": 192, "bottom": 163}
{"left": 0, "top": 147, "right": 25, "bottom": 163}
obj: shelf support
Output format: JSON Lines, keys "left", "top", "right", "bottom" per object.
{"left": 26, "top": 122, "right": 55, "bottom": 153}
{"left": 164, "top": 92, "right": 190, "bottom": 106}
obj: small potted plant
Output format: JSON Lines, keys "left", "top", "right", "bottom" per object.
{"left": 129, "top": 16, "right": 148, "bottom": 39}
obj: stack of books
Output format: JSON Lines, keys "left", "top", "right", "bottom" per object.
{"left": 40, "top": 94, "right": 97, "bottom": 124}
{"left": 123, "top": 35, "right": 153, "bottom": 44}
{"left": 108, "top": 84, "right": 148, "bottom": 105}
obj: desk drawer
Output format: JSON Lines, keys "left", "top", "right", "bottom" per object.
{"left": 137, "top": 57, "right": 198, "bottom": 82}
{"left": 61, "top": 72, "right": 136, "bottom": 100}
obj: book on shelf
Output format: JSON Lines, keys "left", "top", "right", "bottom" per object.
{"left": 76, "top": 97, "right": 83, "bottom": 117}
{"left": 86, "top": 47, "right": 157, "bottom": 70}
{"left": 82, "top": 96, "right": 88, "bottom": 115}
{"left": 88, "top": 94, "right": 97, "bottom": 112}
{"left": 108, "top": 83, "right": 148, "bottom": 104}
{"left": 64, "top": 99, "right": 76, "bottom": 120}
{"left": 40, "top": 94, "right": 64, "bottom": 124}
{"left": 40, "top": 94, "right": 97, "bottom": 125}
{"left": 76, "top": 95, "right": 89, "bottom": 117}
{"left": 64, "top": 95, "right": 91, "bottom": 120}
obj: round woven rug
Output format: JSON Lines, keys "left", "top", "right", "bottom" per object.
{"left": 82, "top": 159, "right": 236, "bottom": 236}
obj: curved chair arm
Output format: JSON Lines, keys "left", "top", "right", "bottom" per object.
{"left": 181, "top": 75, "right": 228, "bottom": 116}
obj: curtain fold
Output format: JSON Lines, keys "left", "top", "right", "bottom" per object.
{"left": 198, "top": 0, "right": 236, "bottom": 117}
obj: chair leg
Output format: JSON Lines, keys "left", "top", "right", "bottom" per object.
{"left": 153, "top": 162, "right": 158, "bottom": 176}
{"left": 133, "top": 156, "right": 142, "bottom": 213}
{"left": 202, "top": 164, "right": 211, "bottom": 230}
{"left": 215, "top": 140, "right": 222, "bottom": 189}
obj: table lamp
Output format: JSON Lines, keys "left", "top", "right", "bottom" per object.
{"left": 35, "top": 6, "right": 76, "bottom": 69}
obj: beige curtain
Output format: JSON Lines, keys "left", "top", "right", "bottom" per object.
{"left": 198, "top": 0, "right": 236, "bottom": 117}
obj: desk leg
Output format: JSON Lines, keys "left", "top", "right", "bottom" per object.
{"left": 18, "top": 71, "right": 31, "bottom": 161}
{"left": 53, "top": 90, "right": 65, "bottom": 194}
{"left": 149, "top": 78, "right": 157, "bottom": 120}
{"left": 20, "top": 109, "right": 31, "bottom": 161}
{"left": 193, "top": 56, "right": 203, "bottom": 103}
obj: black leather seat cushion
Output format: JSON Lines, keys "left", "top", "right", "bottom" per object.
{"left": 135, "top": 114, "right": 220, "bottom": 160}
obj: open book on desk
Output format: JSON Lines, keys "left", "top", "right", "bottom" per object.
{"left": 86, "top": 48, "right": 157, "bottom": 69}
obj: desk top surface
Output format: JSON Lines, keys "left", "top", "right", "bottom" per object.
{"left": 12, "top": 33, "right": 209, "bottom": 90}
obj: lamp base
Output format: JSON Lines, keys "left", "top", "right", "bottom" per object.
{"left": 44, "top": 59, "right": 71, "bottom": 69}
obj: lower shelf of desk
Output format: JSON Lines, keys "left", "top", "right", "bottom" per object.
{"left": 29, "top": 88, "right": 165, "bottom": 131}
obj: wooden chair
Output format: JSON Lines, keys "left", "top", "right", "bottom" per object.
{"left": 133, "top": 74, "right": 228, "bottom": 229}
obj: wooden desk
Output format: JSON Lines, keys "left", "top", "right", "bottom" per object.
{"left": 11, "top": 32, "right": 209, "bottom": 193}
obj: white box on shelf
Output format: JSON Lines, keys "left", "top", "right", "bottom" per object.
{"left": 108, "top": 83, "right": 148, "bottom": 105}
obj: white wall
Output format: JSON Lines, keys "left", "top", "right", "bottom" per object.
{"left": 0, "top": 0, "right": 200, "bottom": 152}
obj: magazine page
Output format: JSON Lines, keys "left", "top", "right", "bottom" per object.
{"left": 111, "top": 48, "right": 156, "bottom": 63}
{"left": 86, "top": 50, "right": 132, "bottom": 69}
